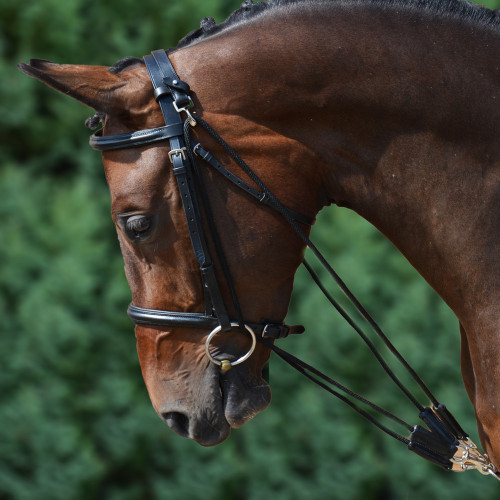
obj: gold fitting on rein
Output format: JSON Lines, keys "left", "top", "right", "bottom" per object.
{"left": 451, "top": 438, "right": 500, "bottom": 480}
{"left": 220, "top": 360, "right": 232, "bottom": 372}
{"left": 205, "top": 323, "right": 257, "bottom": 372}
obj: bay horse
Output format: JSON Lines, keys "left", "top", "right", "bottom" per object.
{"left": 19, "top": 0, "right": 500, "bottom": 474}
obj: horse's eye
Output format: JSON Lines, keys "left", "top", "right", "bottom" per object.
{"left": 123, "top": 215, "right": 153, "bottom": 241}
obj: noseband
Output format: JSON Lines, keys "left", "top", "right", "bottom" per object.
{"left": 89, "top": 50, "right": 499, "bottom": 479}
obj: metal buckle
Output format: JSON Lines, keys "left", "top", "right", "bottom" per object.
{"left": 451, "top": 438, "right": 500, "bottom": 479}
{"left": 205, "top": 322, "right": 257, "bottom": 372}
{"left": 261, "top": 323, "right": 291, "bottom": 339}
{"left": 192, "top": 143, "right": 202, "bottom": 156}
{"left": 168, "top": 147, "right": 187, "bottom": 163}
{"left": 173, "top": 98, "right": 196, "bottom": 126}
{"left": 173, "top": 97, "right": 194, "bottom": 111}
{"left": 262, "top": 324, "right": 271, "bottom": 338}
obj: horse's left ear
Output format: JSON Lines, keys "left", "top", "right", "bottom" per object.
{"left": 18, "top": 59, "right": 139, "bottom": 115}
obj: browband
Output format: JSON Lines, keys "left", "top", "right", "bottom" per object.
{"left": 90, "top": 123, "right": 184, "bottom": 151}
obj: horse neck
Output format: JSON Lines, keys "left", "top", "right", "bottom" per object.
{"left": 172, "top": 4, "right": 500, "bottom": 323}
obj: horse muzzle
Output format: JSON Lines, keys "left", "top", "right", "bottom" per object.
{"left": 157, "top": 362, "right": 271, "bottom": 445}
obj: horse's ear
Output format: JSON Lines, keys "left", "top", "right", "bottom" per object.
{"left": 17, "top": 59, "right": 135, "bottom": 114}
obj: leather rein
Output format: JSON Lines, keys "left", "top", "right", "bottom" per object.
{"left": 89, "top": 50, "right": 499, "bottom": 479}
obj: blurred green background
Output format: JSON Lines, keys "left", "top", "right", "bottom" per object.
{"left": 2, "top": 0, "right": 499, "bottom": 498}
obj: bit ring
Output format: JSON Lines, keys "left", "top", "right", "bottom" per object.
{"left": 205, "top": 322, "right": 257, "bottom": 370}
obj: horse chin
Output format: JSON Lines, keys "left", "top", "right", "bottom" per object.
{"left": 185, "top": 374, "right": 271, "bottom": 447}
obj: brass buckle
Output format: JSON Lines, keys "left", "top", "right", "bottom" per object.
{"left": 173, "top": 98, "right": 196, "bottom": 126}
{"left": 168, "top": 147, "right": 187, "bottom": 164}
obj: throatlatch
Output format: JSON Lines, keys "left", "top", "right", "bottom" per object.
{"left": 90, "top": 49, "right": 499, "bottom": 480}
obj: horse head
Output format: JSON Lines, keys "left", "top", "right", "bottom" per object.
{"left": 18, "top": 49, "right": 322, "bottom": 445}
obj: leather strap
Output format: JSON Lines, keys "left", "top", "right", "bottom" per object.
{"left": 127, "top": 304, "right": 304, "bottom": 339}
{"left": 90, "top": 123, "right": 184, "bottom": 150}
{"left": 193, "top": 143, "right": 314, "bottom": 226}
{"left": 143, "top": 51, "right": 231, "bottom": 331}
{"left": 151, "top": 49, "right": 192, "bottom": 109}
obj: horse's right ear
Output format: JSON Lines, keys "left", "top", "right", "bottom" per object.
{"left": 17, "top": 59, "right": 141, "bottom": 115}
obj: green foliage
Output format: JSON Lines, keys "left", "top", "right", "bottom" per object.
{"left": 2, "top": 0, "right": 500, "bottom": 499}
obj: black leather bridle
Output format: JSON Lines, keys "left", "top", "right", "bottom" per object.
{"left": 91, "top": 49, "right": 307, "bottom": 370}
{"left": 89, "top": 49, "right": 499, "bottom": 479}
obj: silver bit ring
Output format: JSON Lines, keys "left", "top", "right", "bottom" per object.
{"left": 205, "top": 323, "right": 257, "bottom": 371}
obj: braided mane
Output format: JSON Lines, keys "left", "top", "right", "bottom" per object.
{"left": 176, "top": 0, "right": 500, "bottom": 49}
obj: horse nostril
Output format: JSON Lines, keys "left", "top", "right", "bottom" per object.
{"left": 162, "top": 412, "right": 190, "bottom": 438}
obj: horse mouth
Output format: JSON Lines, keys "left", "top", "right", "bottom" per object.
{"left": 158, "top": 368, "right": 271, "bottom": 446}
